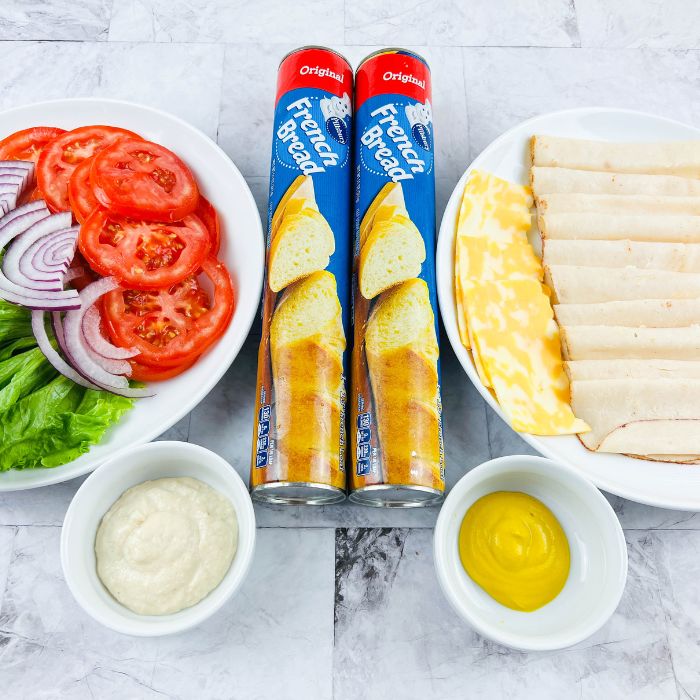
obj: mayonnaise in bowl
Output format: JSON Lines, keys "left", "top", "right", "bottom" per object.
{"left": 95, "top": 477, "right": 238, "bottom": 616}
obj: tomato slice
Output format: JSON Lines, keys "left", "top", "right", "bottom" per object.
{"left": 102, "top": 256, "right": 234, "bottom": 366}
{"left": 128, "top": 355, "right": 199, "bottom": 382}
{"left": 68, "top": 157, "right": 99, "bottom": 223}
{"left": 37, "top": 125, "right": 140, "bottom": 212}
{"left": 195, "top": 196, "right": 220, "bottom": 254}
{"left": 79, "top": 208, "right": 211, "bottom": 289}
{"left": 91, "top": 138, "right": 199, "bottom": 222}
{"left": 0, "top": 126, "right": 66, "bottom": 163}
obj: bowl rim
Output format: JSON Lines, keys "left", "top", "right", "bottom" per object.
{"left": 0, "top": 97, "right": 264, "bottom": 492}
{"left": 60, "top": 440, "right": 256, "bottom": 636}
{"left": 433, "top": 454, "right": 628, "bottom": 651}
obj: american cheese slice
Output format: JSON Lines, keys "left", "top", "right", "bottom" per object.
{"left": 465, "top": 278, "right": 590, "bottom": 435}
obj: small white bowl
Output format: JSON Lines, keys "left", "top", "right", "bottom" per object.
{"left": 61, "top": 441, "right": 256, "bottom": 636}
{"left": 434, "top": 455, "right": 627, "bottom": 651}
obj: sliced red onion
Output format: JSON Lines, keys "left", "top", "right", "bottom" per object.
{"left": 51, "top": 310, "right": 65, "bottom": 347}
{"left": 27, "top": 230, "right": 77, "bottom": 277}
{"left": 0, "top": 284, "right": 80, "bottom": 310}
{"left": 7, "top": 219, "right": 77, "bottom": 288}
{"left": 61, "top": 278, "right": 153, "bottom": 397}
{"left": 0, "top": 160, "right": 33, "bottom": 171}
{"left": 32, "top": 310, "right": 101, "bottom": 390}
{"left": 51, "top": 306, "right": 152, "bottom": 398}
{"left": 62, "top": 266, "right": 84, "bottom": 283}
{"left": 0, "top": 211, "right": 80, "bottom": 309}
{"left": 0, "top": 202, "right": 50, "bottom": 240}
{"left": 82, "top": 305, "right": 138, "bottom": 360}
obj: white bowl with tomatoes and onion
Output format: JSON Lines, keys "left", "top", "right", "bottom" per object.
{"left": 0, "top": 98, "right": 264, "bottom": 491}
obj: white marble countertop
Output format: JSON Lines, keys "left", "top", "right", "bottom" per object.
{"left": 1, "top": 1, "right": 700, "bottom": 698}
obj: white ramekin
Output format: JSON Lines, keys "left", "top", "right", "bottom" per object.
{"left": 434, "top": 455, "right": 628, "bottom": 651}
{"left": 61, "top": 441, "right": 256, "bottom": 636}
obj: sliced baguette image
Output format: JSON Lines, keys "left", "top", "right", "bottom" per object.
{"left": 268, "top": 208, "right": 335, "bottom": 292}
{"left": 270, "top": 174, "right": 317, "bottom": 243}
{"left": 359, "top": 214, "right": 426, "bottom": 300}
{"left": 270, "top": 271, "right": 346, "bottom": 487}
{"left": 365, "top": 278, "right": 442, "bottom": 490}
{"left": 359, "top": 181, "right": 408, "bottom": 249}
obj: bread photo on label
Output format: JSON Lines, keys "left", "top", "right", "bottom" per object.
{"left": 359, "top": 213, "right": 426, "bottom": 300}
{"left": 359, "top": 181, "right": 408, "bottom": 249}
{"left": 365, "top": 278, "right": 442, "bottom": 489}
{"left": 270, "top": 270, "right": 346, "bottom": 486}
{"left": 270, "top": 174, "right": 318, "bottom": 242}
{"left": 268, "top": 206, "right": 335, "bottom": 292}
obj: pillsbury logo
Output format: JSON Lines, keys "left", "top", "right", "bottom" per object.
{"left": 320, "top": 92, "right": 351, "bottom": 145}
{"left": 405, "top": 99, "right": 432, "bottom": 151}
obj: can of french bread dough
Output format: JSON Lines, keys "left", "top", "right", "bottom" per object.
{"left": 250, "top": 46, "right": 353, "bottom": 505}
{"left": 349, "top": 48, "right": 445, "bottom": 507}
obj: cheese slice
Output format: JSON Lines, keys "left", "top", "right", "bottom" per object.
{"left": 454, "top": 170, "right": 535, "bottom": 371}
{"left": 465, "top": 278, "right": 589, "bottom": 435}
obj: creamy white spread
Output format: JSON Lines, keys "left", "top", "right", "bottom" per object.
{"left": 95, "top": 477, "right": 238, "bottom": 616}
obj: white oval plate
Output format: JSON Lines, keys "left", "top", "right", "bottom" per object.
{"left": 0, "top": 98, "right": 264, "bottom": 491}
{"left": 437, "top": 107, "right": 700, "bottom": 511}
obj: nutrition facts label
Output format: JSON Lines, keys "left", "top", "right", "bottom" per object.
{"left": 255, "top": 405, "right": 271, "bottom": 468}
{"left": 356, "top": 411, "right": 372, "bottom": 476}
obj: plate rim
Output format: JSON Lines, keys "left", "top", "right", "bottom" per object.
{"left": 0, "top": 97, "right": 264, "bottom": 491}
{"left": 437, "top": 105, "right": 700, "bottom": 511}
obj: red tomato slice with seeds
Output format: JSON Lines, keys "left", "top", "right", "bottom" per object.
{"left": 194, "top": 195, "right": 220, "bottom": 254}
{"left": 68, "top": 156, "right": 99, "bottom": 223}
{"left": 37, "top": 125, "right": 140, "bottom": 212}
{"left": 78, "top": 208, "right": 211, "bottom": 290}
{"left": 128, "top": 355, "right": 199, "bottom": 381}
{"left": 101, "top": 256, "right": 234, "bottom": 366}
{"left": 91, "top": 137, "right": 199, "bottom": 222}
{"left": 0, "top": 126, "right": 66, "bottom": 163}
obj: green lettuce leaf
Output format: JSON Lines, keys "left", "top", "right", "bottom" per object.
{"left": 0, "top": 299, "right": 32, "bottom": 346}
{"left": 0, "top": 376, "right": 134, "bottom": 471}
{"left": 0, "top": 347, "right": 57, "bottom": 411}
{"left": 0, "top": 336, "right": 37, "bottom": 360}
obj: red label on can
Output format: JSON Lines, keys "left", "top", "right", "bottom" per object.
{"left": 355, "top": 51, "right": 432, "bottom": 110}
{"left": 276, "top": 47, "right": 353, "bottom": 104}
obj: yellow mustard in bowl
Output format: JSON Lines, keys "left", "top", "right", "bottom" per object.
{"left": 458, "top": 491, "right": 570, "bottom": 612}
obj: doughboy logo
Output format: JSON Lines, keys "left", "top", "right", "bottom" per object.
{"left": 405, "top": 99, "right": 432, "bottom": 151}
{"left": 320, "top": 92, "right": 351, "bottom": 145}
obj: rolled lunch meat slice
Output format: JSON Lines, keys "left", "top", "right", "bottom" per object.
{"left": 537, "top": 193, "right": 700, "bottom": 216}
{"left": 569, "top": 378, "right": 700, "bottom": 452}
{"left": 564, "top": 359, "right": 700, "bottom": 381}
{"left": 531, "top": 166, "right": 700, "bottom": 197}
{"left": 543, "top": 239, "right": 700, "bottom": 272}
{"left": 530, "top": 136, "right": 700, "bottom": 178}
{"left": 545, "top": 265, "right": 700, "bottom": 303}
{"left": 554, "top": 299, "right": 700, "bottom": 327}
{"left": 560, "top": 325, "right": 700, "bottom": 361}
{"left": 539, "top": 213, "right": 700, "bottom": 243}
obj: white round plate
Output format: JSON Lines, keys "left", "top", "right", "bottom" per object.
{"left": 437, "top": 107, "right": 700, "bottom": 511}
{"left": 0, "top": 98, "right": 264, "bottom": 491}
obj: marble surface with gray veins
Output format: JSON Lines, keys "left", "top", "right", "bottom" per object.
{"left": 1, "top": 1, "right": 700, "bottom": 698}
